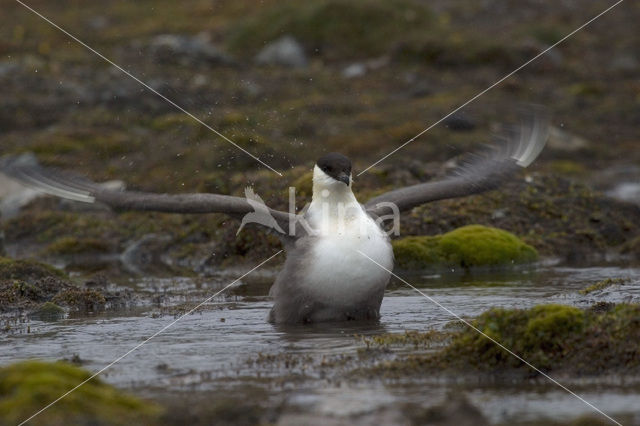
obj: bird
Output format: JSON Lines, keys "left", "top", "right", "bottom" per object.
{"left": 0, "top": 108, "right": 548, "bottom": 324}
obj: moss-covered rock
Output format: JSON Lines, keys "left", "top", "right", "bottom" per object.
{"left": 400, "top": 175, "right": 640, "bottom": 263}
{"left": 30, "top": 301, "right": 65, "bottom": 321}
{"left": 0, "top": 257, "right": 107, "bottom": 313}
{"left": 45, "top": 237, "right": 112, "bottom": 255}
{"left": 370, "top": 304, "right": 640, "bottom": 375}
{"left": 392, "top": 225, "right": 538, "bottom": 269}
{"left": 0, "top": 360, "right": 161, "bottom": 425}
{"left": 52, "top": 288, "right": 106, "bottom": 311}
{"left": 444, "top": 304, "right": 585, "bottom": 370}
{"left": 0, "top": 257, "right": 66, "bottom": 281}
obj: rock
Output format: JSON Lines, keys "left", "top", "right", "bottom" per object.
{"left": 594, "top": 165, "right": 640, "bottom": 205}
{"left": 438, "top": 303, "right": 640, "bottom": 374}
{"left": 442, "top": 112, "right": 476, "bottom": 131}
{"left": 392, "top": 225, "right": 538, "bottom": 270}
{"left": 86, "top": 16, "right": 109, "bottom": 31}
{"left": 607, "top": 182, "right": 640, "bottom": 205}
{"left": 0, "top": 61, "right": 19, "bottom": 78}
{"left": 149, "top": 34, "right": 233, "bottom": 66}
{"left": 0, "top": 360, "right": 162, "bottom": 424}
{"left": 29, "top": 301, "right": 65, "bottom": 321}
{"left": 610, "top": 53, "right": 639, "bottom": 74}
{"left": 255, "top": 36, "right": 308, "bottom": 68}
{"left": 342, "top": 63, "right": 367, "bottom": 78}
{"left": 342, "top": 56, "right": 389, "bottom": 78}
{"left": 547, "top": 126, "right": 589, "bottom": 151}
{"left": 120, "top": 233, "right": 173, "bottom": 274}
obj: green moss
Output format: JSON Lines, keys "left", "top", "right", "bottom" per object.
{"left": 439, "top": 225, "right": 538, "bottom": 267}
{"left": 292, "top": 170, "right": 313, "bottom": 198}
{"left": 0, "top": 257, "right": 67, "bottom": 280}
{"left": 30, "top": 302, "right": 65, "bottom": 321}
{"left": 393, "top": 225, "right": 538, "bottom": 269}
{"left": 0, "top": 360, "right": 161, "bottom": 425}
{"left": 440, "top": 304, "right": 584, "bottom": 369}
{"left": 392, "top": 235, "right": 442, "bottom": 269}
{"left": 372, "top": 304, "right": 640, "bottom": 375}
{"left": 568, "top": 82, "right": 604, "bottom": 97}
{"left": 45, "top": 237, "right": 112, "bottom": 255}
{"left": 227, "top": 0, "right": 433, "bottom": 59}
{"left": 579, "top": 278, "right": 629, "bottom": 295}
{"left": 549, "top": 160, "right": 587, "bottom": 176}
{"left": 359, "top": 330, "right": 449, "bottom": 349}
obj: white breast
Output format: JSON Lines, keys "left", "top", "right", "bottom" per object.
{"left": 302, "top": 211, "right": 393, "bottom": 307}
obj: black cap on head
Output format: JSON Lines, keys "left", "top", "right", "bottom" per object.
{"left": 316, "top": 152, "right": 352, "bottom": 185}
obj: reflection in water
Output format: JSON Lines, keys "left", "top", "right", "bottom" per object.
{"left": 2, "top": 264, "right": 639, "bottom": 423}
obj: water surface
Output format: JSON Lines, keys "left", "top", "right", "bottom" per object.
{"left": 3, "top": 264, "right": 640, "bottom": 424}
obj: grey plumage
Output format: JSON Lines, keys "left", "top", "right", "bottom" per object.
{"left": 268, "top": 228, "right": 386, "bottom": 324}
{"left": 365, "top": 107, "right": 549, "bottom": 217}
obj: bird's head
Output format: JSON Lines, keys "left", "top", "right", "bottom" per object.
{"left": 314, "top": 152, "right": 352, "bottom": 188}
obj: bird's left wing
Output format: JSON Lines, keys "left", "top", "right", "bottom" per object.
{"left": 364, "top": 107, "right": 549, "bottom": 217}
{"left": 0, "top": 153, "right": 296, "bottom": 236}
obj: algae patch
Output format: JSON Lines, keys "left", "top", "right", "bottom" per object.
{"left": 579, "top": 277, "right": 630, "bottom": 295}
{"left": 392, "top": 225, "right": 538, "bottom": 269}
{"left": 0, "top": 360, "right": 161, "bottom": 425}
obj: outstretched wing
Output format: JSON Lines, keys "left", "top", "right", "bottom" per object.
{"left": 365, "top": 107, "right": 549, "bottom": 217}
{"left": 244, "top": 186, "right": 269, "bottom": 212}
{"left": 0, "top": 153, "right": 296, "bottom": 237}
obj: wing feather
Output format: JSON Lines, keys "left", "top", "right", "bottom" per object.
{"left": 365, "top": 107, "right": 549, "bottom": 217}
{"left": 0, "top": 154, "right": 295, "bottom": 236}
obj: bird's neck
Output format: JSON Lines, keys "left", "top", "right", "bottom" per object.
{"left": 308, "top": 170, "right": 363, "bottom": 234}
{"left": 311, "top": 183, "right": 357, "bottom": 205}
{"left": 310, "top": 165, "right": 358, "bottom": 208}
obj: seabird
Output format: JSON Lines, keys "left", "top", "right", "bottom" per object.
{"left": 0, "top": 109, "right": 548, "bottom": 323}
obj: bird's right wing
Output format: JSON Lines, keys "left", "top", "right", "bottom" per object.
{"left": 0, "top": 153, "right": 297, "bottom": 237}
{"left": 364, "top": 107, "right": 549, "bottom": 217}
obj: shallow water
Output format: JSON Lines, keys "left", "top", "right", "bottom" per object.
{"left": 3, "top": 264, "right": 640, "bottom": 424}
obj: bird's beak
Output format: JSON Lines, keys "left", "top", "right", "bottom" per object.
{"left": 337, "top": 172, "right": 350, "bottom": 186}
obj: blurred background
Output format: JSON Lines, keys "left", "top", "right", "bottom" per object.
{"left": 1, "top": 0, "right": 639, "bottom": 269}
